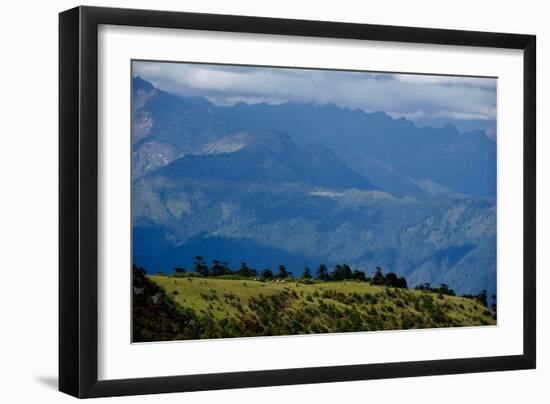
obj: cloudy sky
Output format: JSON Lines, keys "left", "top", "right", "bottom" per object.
{"left": 133, "top": 60, "right": 497, "bottom": 133}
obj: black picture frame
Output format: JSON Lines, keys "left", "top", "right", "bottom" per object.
{"left": 59, "top": 5, "right": 536, "bottom": 398}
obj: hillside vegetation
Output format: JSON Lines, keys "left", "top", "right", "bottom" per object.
{"left": 133, "top": 267, "right": 495, "bottom": 342}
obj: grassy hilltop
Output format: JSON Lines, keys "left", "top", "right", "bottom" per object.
{"left": 133, "top": 267, "right": 495, "bottom": 342}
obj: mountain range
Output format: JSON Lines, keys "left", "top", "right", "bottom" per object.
{"left": 131, "top": 76, "right": 497, "bottom": 298}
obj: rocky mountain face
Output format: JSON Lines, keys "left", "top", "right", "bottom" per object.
{"left": 131, "top": 77, "right": 496, "bottom": 298}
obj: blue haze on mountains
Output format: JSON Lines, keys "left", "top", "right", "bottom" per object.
{"left": 131, "top": 63, "right": 497, "bottom": 298}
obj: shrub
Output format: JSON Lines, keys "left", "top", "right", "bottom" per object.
{"left": 401, "top": 315, "right": 415, "bottom": 329}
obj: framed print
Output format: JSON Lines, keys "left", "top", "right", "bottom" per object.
{"left": 59, "top": 6, "right": 536, "bottom": 398}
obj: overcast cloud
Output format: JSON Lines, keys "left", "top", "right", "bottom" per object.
{"left": 133, "top": 61, "right": 497, "bottom": 126}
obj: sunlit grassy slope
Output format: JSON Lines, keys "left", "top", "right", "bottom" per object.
{"left": 145, "top": 275, "right": 495, "bottom": 340}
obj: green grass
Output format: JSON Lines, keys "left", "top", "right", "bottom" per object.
{"left": 148, "top": 275, "right": 495, "bottom": 339}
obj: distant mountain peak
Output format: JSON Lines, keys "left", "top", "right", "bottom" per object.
{"left": 150, "top": 128, "right": 376, "bottom": 192}
{"left": 441, "top": 122, "right": 460, "bottom": 135}
{"left": 133, "top": 76, "right": 154, "bottom": 92}
{"left": 132, "top": 78, "right": 495, "bottom": 199}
